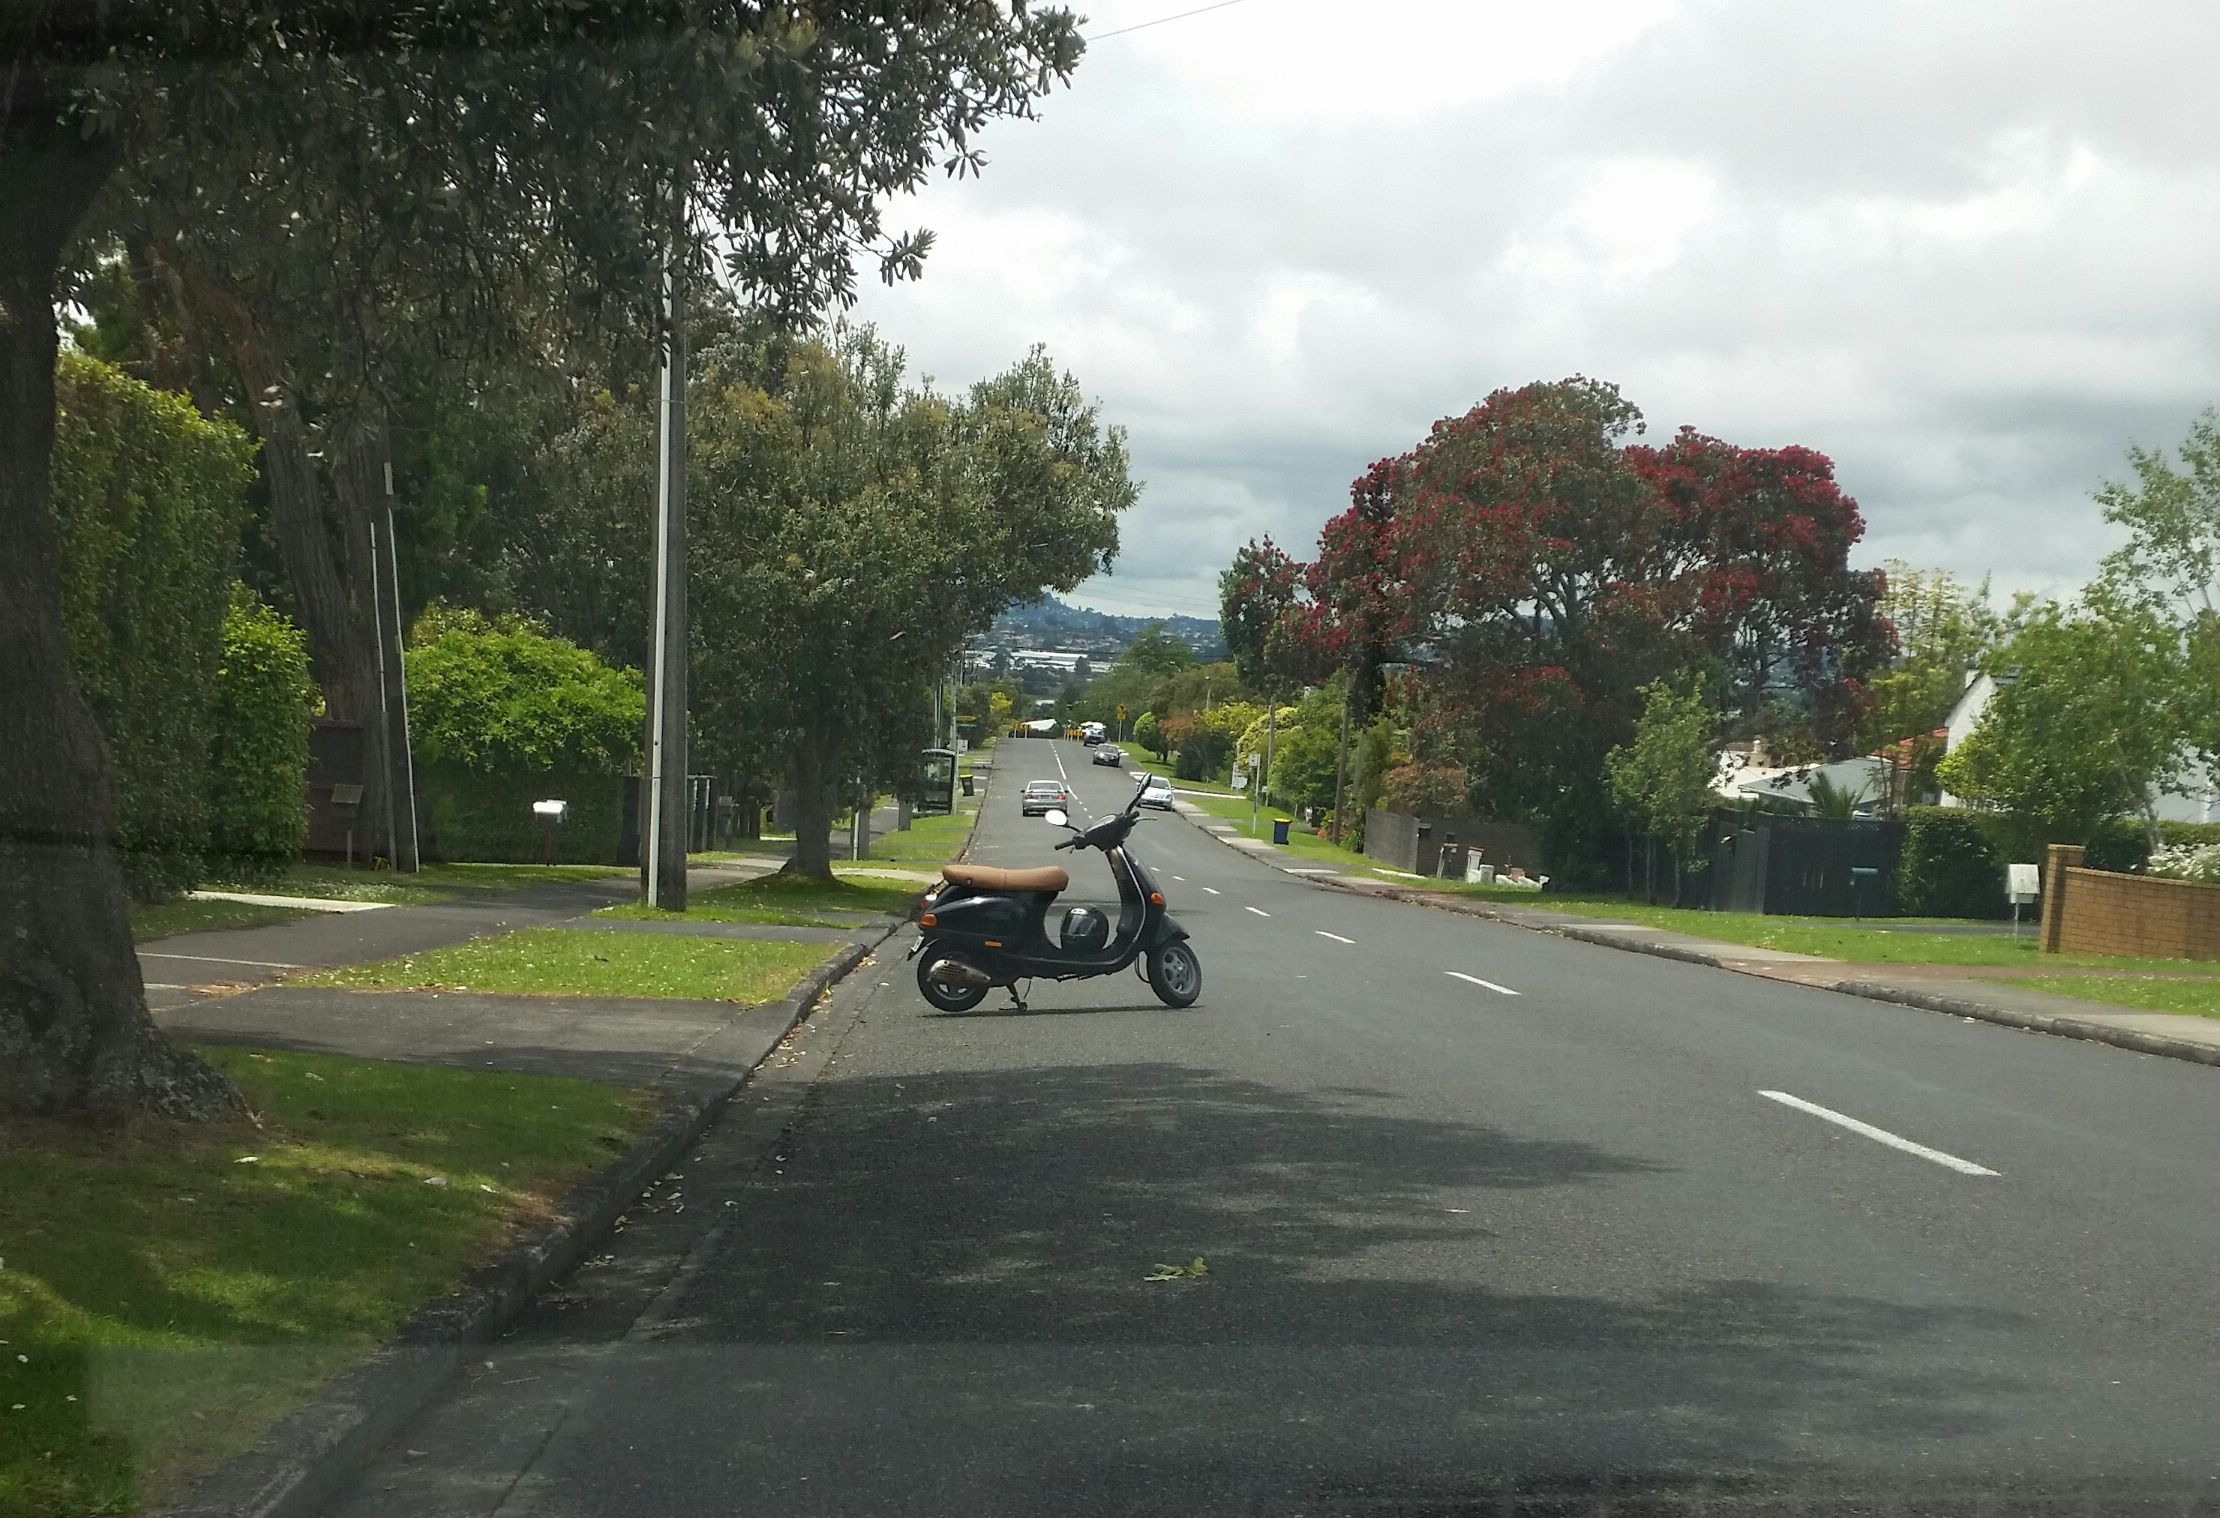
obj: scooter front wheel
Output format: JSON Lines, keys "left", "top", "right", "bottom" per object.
{"left": 917, "top": 952, "right": 990, "bottom": 1013}
{"left": 1146, "top": 940, "right": 1202, "bottom": 1008}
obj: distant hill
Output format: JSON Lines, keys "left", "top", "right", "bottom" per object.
{"left": 988, "top": 594, "right": 1224, "bottom": 658}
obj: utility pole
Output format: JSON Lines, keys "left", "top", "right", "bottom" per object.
{"left": 1264, "top": 690, "right": 1276, "bottom": 810}
{"left": 642, "top": 198, "right": 689, "bottom": 911}
{"left": 380, "top": 460, "right": 419, "bottom": 871}
{"left": 1330, "top": 676, "right": 1353, "bottom": 844}
{"left": 366, "top": 521, "right": 398, "bottom": 870}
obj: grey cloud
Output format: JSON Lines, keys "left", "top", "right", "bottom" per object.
{"left": 850, "top": 0, "right": 2220, "bottom": 618}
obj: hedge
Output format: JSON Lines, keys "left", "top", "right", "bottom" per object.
{"left": 405, "top": 611, "right": 642, "bottom": 861}
{"left": 1897, "top": 807, "right": 2006, "bottom": 918}
{"left": 205, "top": 588, "right": 316, "bottom": 881}
{"left": 418, "top": 764, "right": 628, "bottom": 864}
{"left": 50, "top": 351, "right": 255, "bottom": 900}
{"left": 2081, "top": 817, "right": 2151, "bottom": 875}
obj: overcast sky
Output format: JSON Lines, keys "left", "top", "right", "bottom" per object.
{"left": 847, "top": 0, "right": 2220, "bottom": 621}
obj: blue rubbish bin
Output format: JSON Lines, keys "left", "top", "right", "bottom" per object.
{"left": 1272, "top": 817, "right": 1292, "bottom": 846}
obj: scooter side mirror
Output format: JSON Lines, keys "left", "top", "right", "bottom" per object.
{"left": 1043, "top": 808, "right": 1069, "bottom": 829}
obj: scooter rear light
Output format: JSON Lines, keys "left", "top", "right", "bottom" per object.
{"left": 1148, "top": 891, "right": 1164, "bottom": 906}
{"left": 918, "top": 911, "right": 937, "bottom": 928}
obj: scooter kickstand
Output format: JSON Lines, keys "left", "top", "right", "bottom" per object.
{"left": 1005, "top": 980, "right": 1031, "bottom": 1012}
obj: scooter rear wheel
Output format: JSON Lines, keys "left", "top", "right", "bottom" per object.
{"left": 1146, "top": 940, "right": 1202, "bottom": 1008}
{"left": 917, "top": 952, "right": 990, "bottom": 1013}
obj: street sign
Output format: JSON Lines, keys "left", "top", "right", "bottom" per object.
{"left": 1231, "top": 772, "right": 1248, "bottom": 790}
{"left": 2006, "top": 863, "right": 2040, "bottom": 903}
{"left": 1117, "top": 703, "right": 1128, "bottom": 720}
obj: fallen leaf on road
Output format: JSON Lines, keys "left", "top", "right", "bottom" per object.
{"left": 1144, "top": 1257, "right": 1210, "bottom": 1282}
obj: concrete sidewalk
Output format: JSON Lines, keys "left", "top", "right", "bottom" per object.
{"left": 1177, "top": 804, "right": 2220, "bottom": 1069}
{"left": 136, "top": 875, "right": 637, "bottom": 1010}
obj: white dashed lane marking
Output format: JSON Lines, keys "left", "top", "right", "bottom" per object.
{"left": 1315, "top": 931, "right": 1355, "bottom": 945}
{"left": 1759, "top": 1090, "right": 2001, "bottom": 1176}
{"left": 1445, "top": 970, "right": 1519, "bottom": 997}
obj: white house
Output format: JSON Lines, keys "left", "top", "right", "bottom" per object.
{"left": 1711, "top": 750, "right": 1892, "bottom": 814}
{"left": 1936, "top": 668, "right": 2220, "bottom": 821}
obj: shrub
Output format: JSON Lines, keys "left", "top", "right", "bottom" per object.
{"left": 204, "top": 588, "right": 316, "bottom": 880}
{"left": 2148, "top": 842, "right": 2220, "bottom": 884}
{"left": 2082, "top": 817, "right": 2152, "bottom": 875}
{"left": 405, "top": 611, "right": 644, "bottom": 862}
{"left": 1381, "top": 762, "right": 1468, "bottom": 817}
{"left": 1132, "top": 710, "right": 1166, "bottom": 760}
{"left": 1174, "top": 727, "right": 1232, "bottom": 782}
{"left": 1897, "top": 807, "right": 2006, "bottom": 918}
{"left": 50, "top": 350, "right": 255, "bottom": 900}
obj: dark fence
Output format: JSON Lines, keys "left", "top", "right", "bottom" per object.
{"left": 1363, "top": 809, "right": 1543, "bottom": 878}
{"left": 305, "top": 719, "right": 366, "bottom": 858}
{"left": 1706, "top": 811, "right": 1905, "bottom": 917}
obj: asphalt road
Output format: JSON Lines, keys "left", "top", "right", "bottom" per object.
{"left": 326, "top": 741, "right": 2220, "bottom": 1516}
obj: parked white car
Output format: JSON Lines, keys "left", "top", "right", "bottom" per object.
{"left": 1137, "top": 775, "right": 1175, "bottom": 810}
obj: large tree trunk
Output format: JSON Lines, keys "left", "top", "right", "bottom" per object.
{"left": 329, "top": 412, "right": 420, "bottom": 871}
{"left": 0, "top": 100, "right": 244, "bottom": 1120}
{"left": 785, "top": 729, "right": 839, "bottom": 883}
{"left": 166, "top": 258, "right": 405, "bottom": 864}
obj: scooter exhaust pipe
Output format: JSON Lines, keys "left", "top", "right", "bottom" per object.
{"left": 926, "top": 957, "right": 992, "bottom": 991}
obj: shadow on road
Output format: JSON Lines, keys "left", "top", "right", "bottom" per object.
{"left": 637, "top": 1063, "right": 2035, "bottom": 1475}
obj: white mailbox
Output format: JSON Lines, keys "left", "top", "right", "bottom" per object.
{"left": 532, "top": 799, "right": 568, "bottom": 820}
{"left": 2006, "top": 862, "right": 2040, "bottom": 904}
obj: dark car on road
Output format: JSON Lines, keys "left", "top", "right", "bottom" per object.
{"left": 1091, "top": 745, "right": 1124, "bottom": 767}
{"left": 1019, "top": 780, "right": 1069, "bottom": 817}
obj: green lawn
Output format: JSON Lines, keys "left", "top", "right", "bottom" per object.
{"left": 0, "top": 1046, "right": 649, "bottom": 1517}
{"left": 1177, "top": 790, "right": 1387, "bottom": 874}
{"left": 856, "top": 804, "right": 980, "bottom": 867}
{"left": 302, "top": 927, "right": 832, "bottom": 1002}
{"left": 600, "top": 871, "right": 922, "bottom": 927}
{"left": 2003, "top": 975, "right": 2220, "bottom": 1019}
{"left": 205, "top": 861, "right": 630, "bottom": 906}
{"left": 130, "top": 898, "right": 313, "bottom": 941}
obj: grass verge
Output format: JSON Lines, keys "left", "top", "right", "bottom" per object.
{"left": 854, "top": 804, "right": 980, "bottom": 867}
{"left": 2001, "top": 975, "right": 2220, "bottom": 1019}
{"left": 1177, "top": 791, "right": 1386, "bottom": 873}
{"left": 130, "top": 898, "right": 313, "bottom": 942}
{"left": 302, "top": 927, "right": 832, "bottom": 1002}
{"left": 1416, "top": 891, "right": 2217, "bottom": 970}
{"left": 0, "top": 1045, "right": 650, "bottom": 1517}
{"left": 599, "top": 872, "right": 922, "bottom": 928}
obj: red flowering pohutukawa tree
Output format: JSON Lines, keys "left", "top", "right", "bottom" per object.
{"left": 1224, "top": 377, "right": 1890, "bottom": 881}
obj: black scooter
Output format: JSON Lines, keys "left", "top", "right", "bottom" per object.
{"left": 910, "top": 773, "right": 1201, "bottom": 1012}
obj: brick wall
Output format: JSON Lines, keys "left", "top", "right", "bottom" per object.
{"left": 2042, "top": 841, "right": 2220, "bottom": 960}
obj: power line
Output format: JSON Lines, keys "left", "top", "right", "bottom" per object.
{"left": 1086, "top": 0, "right": 1253, "bottom": 43}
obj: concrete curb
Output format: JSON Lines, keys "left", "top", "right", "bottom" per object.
{"left": 1169, "top": 804, "right": 2220, "bottom": 1073}
{"left": 1828, "top": 979, "right": 2220, "bottom": 1069}
{"left": 159, "top": 922, "right": 899, "bottom": 1518}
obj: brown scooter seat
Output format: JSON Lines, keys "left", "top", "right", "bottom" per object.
{"left": 941, "top": 863, "right": 1069, "bottom": 893}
